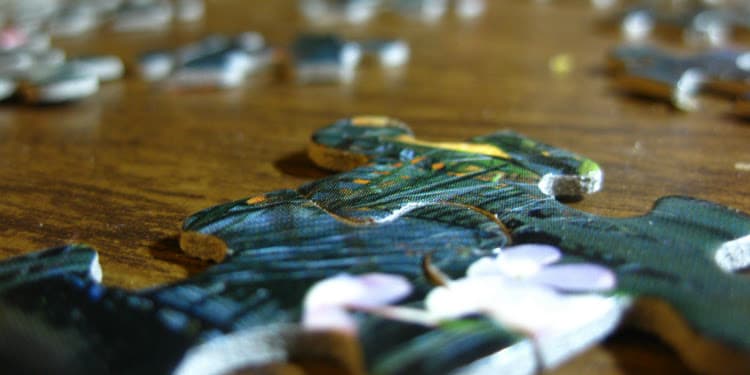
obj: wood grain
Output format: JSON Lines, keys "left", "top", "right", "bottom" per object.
{"left": 0, "top": 0, "right": 746, "bottom": 373}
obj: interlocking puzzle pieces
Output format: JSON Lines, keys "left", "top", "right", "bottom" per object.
{"left": 608, "top": 44, "right": 750, "bottom": 114}
{"left": 183, "top": 116, "right": 750, "bottom": 374}
{"left": 606, "top": 1, "right": 750, "bottom": 46}
{"left": 299, "top": 0, "right": 485, "bottom": 25}
{"left": 0, "top": 25, "right": 123, "bottom": 103}
{"left": 1, "top": 116, "right": 749, "bottom": 373}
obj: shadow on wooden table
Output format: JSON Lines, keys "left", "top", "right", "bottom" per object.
{"left": 147, "top": 235, "right": 210, "bottom": 278}
{"left": 274, "top": 151, "right": 334, "bottom": 179}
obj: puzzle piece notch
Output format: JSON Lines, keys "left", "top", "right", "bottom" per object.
{"left": 608, "top": 44, "right": 750, "bottom": 111}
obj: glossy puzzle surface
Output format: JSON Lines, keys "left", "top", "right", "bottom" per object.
{"left": 1, "top": 116, "right": 749, "bottom": 374}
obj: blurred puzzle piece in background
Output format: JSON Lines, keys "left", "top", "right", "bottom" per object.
{"left": 138, "top": 33, "right": 410, "bottom": 88}
{"left": 298, "top": 0, "right": 485, "bottom": 25}
{"left": 0, "top": 25, "right": 123, "bottom": 104}
{"left": 599, "top": 0, "right": 750, "bottom": 47}
{"left": 608, "top": 44, "right": 750, "bottom": 114}
{"left": 2, "top": 116, "right": 749, "bottom": 374}
{"left": 0, "top": 0, "right": 206, "bottom": 38}
{"left": 291, "top": 34, "right": 409, "bottom": 84}
{"left": 138, "top": 32, "right": 272, "bottom": 88}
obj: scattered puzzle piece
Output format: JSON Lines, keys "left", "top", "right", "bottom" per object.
{"left": 609, "top": 1, "right": 750, "bottom": 46}
{"left": 20, "top": 63, "right": 99, "bottom": 103}
{"left": 299, "top": 0, "right": 485, "bottom": 24}
{"left": 292, "top": 34, "right": 363, "bottom": 83}
{"left": 113, "top": 0, "right": 174, "bottom": 32}
{"left": 139, "top": 33, "right": 409, "bottom": 88}
{"left": 3, "top": 0, "right": 205, "bottom": 39}
{"left": 291, "top": 34, "right": 409, "bottom": 84}
{"left": 0, "top": 5, "right": 126, "bottom": 105}
{"left": 138, "top": 32, "right": 273, "bottom": 88}
{"left": 69, "top": 55, "right": 125, "bottom": 82}
{"left": 608, "top": 44, "right": 750, "bottom": 111}
{"left": 1, "top": 117, "right": 749, "bottom": 374}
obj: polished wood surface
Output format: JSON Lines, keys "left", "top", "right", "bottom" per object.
{"left": 1, "top": 0, "right": 746, "bottom": 373}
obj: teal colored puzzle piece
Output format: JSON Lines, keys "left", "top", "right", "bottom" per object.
{"left": 180, "top": 116, "right": 750, "bottom": 373}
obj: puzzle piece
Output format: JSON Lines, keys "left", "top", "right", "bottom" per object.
{"left": 291, "top": 34, "right": 364, "bottom": 83}
{"left": 300, "top": 0, "right": 382, "bottom": 24}
{"left": 182, "top": 116, "right": 750, "bottom": 373}
{"left": 299, "top": 0, "right": 484, "bottom": 24}
{"left": 112, "top": 0, "right": 174, "bottom": 32}
{"left": 140, "top": 33, "right": 409, "bottom": 88}
{"left": 69, "top": 55, "right": 125, "bottom": 82}
{"left": 20, "top": 63, "right": 100, "bottom": 103}
{"left": 138, "top": 32, "right": 273, "bottom": 88}
{"left": 608, "top": 44, "right": 750, "bottom": 111}
{"left": 0, "top": 77, "right": 16, "bottom": 101}
{"left": 0, "top": 15, "right": 123, "bottom": 105}
{"left": 613, "top": 1, "right": 750, "bottom": 46}
{"left": 291, "top": 34, "right": 409, "bottom": 84}
{"left": 49, "top": 3, "right": 100, "bottom": 37}
{"left": 3, "top": 0, "right": 205, "bottom": 39}
{"left": 1, "top": 116, "right": 749, "bottom": 374}
{"left": 10, "top": 52, "right": 124, "bottom": 104}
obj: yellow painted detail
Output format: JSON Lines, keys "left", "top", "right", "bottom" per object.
{"left": 393, "top": 135, "right": 510, "bottom": 159}
{"left": 410, "top": 156, "right": 427, "bottom": 165}
{"left": 246, "top": 196, "right": 267, "bottom": 205}
{"left": 351, "top": 116, "right": 392, "bottom": 127}
{"left": 353, "top": 178, "right": 370, "bottom": 184}
{"left": 463, "top": 165, "right": 483, "bottom": 172}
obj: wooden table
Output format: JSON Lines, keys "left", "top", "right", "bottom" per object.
{"left": 1, "top": 0, "right": 746, "bottom": 373}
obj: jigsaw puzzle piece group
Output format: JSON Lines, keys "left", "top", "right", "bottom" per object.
{"left": 0, "top": 25, "right": 123, "bottom": 104}
{"left": 138, "top": 33, "right": 410, "bottom": 88}
{"left": 0, "top": 0, "right": 209, "bottom": 104}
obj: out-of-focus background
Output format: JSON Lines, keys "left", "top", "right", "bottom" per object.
{"left": 0, "top": 1, "right": 748, "bottom": 373}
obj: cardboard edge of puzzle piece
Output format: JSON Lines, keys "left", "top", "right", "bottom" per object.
{"left": 627, "top": 297, "right": 750, "bottom": 374}
{"left": 20, "top": 64, "right": 99, "bottom": 103}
